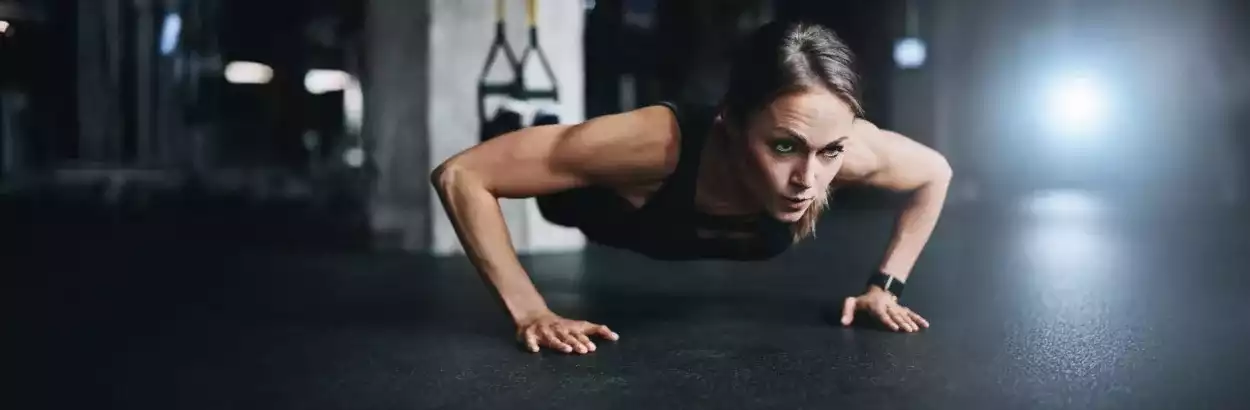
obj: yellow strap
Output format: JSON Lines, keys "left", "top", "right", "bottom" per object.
{"left": 496, "top": 0, "right": 505, "bottom": 23}
{"left": 526, "top": 0, "right": 536, "bottom": 27}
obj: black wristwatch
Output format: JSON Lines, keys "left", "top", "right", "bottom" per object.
{"left": 866, "top": 271, "right": 905, "bottom": 299}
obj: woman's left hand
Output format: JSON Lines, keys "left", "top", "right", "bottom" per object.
{"left": 840, "top": 287, "right": 929, "bottom": 332}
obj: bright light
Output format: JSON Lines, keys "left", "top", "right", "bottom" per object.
{"left": 1047, "top": 74, "right": 1108, "bottom": 136}
{"left": 160, "top": 13, "right": 181, "bottom": 55}
{"left": 304, "top": 69, "right": 351, "bottom": 95}
{"left": 0, "top": 20, "right": 10, "bottom": 34}
{"left": 894, "top": 37, "right": 927, "bottom": 69}
{"left": 224, "top": 61, "right": 273, "bottom": 84}
{"left": 343, "top": 147, "right": 365, "bottom": 168}
{"left": 343, "top": 78, "right": 363, "bottom": 134}
{"left": 1024, "top": 189, "right": 1105, "bottom": 218}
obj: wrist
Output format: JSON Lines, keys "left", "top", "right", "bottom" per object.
{"left": 865, "top": 271, "right": 906, "bottom": 299}
{"left": 509, "top": 304, "right": 553, "bottom": 326}
{"left": 495, "top": 279, "right": 552, "bottom": 326}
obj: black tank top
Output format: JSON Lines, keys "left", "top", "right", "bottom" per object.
{"left": 536, "top": 101, "right": 794, "bottom": 261}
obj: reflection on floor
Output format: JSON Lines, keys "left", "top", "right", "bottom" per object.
{"left": 5, "top": 188, "right": 1249, "bottom": 409}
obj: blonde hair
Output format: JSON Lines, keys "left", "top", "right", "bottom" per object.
{"left": 791, "top": 189, "right": 831, "bottom": 242}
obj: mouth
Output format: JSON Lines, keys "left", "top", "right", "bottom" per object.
{"left": 782, "top": 195, "right": 813, "bottom": 208}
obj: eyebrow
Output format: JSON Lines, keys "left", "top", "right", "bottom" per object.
{"left": 778, "top": 127, "right": 849, "bottom": 149}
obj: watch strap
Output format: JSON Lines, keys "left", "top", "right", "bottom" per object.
{"left": 866, "top": 271, "right": 905, "bottom": 299}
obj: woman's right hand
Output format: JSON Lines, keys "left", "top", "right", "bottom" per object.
{"left": 516, "top": 311, "right": 619, "bottom": 354}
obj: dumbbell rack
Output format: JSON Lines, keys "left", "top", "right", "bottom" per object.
{"left": 476, "top": 0, "right": 560, "bottom": 142}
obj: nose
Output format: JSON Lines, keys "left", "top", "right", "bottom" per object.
{"left": 789, "top": 157, "right": 816, "bottom": 190}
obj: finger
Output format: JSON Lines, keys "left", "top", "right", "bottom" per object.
{"left": 841, "top": 297, "right": 858, "bottom": 325}
{"left": 559, "top": 328, "right": 588, "bottom": 354}
{"left": 895, "top": 307, "right": 915, "bottom": 332}
{"left": 576, "top": 333, "right": 596, "bottom": 352}
{"left": 875, "top": 306, "right": 900, "bottom": 331}
{"left": 909, "top": 310, "right": 930, "bottom": 328}
{"left": 899, "top": 308, "right": 921, "bottom": 332}
{"left": 540, "top": 326, "right": 573, "bottom": 353}
{"left": 522, "top": 327, "right": 540, "bottom": 353}
{"left": 584, "top": 323, "right": 619, "bottom": 341}
{"left": 892, "top": 309, "right": 917, "bottom": 332}
{"left": 900, "top": 308, "right": 924, "bottom": 331}
{"left": 897, "top": 307, "right": 919, "bottom": 332}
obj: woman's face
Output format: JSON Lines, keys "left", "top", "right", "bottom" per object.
{"left": 735, "top": 89, "right": 857, "bottom": 222}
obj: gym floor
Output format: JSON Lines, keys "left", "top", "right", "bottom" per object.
{"left": 7, "top": 189, "right": 1250, "bottom": 409}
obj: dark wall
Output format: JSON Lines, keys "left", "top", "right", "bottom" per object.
{"left": 582, "top": 0, "right": 902, "bottom": 125}
{"left": 0, "top": 0, "right": 78, "bottom": 168}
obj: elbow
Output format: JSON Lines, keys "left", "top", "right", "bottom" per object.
{"left": 932, "top": 153, "right": 953, "bottom": 184}
{"left": 430, "top": 158, "right": 466, "bottom": 195}
{"left": 429, "top": 160, "right": 453, "bottom": 190}
{"left": 909, "top": 152, "right": 952, "bottom": 193}
{"left": 430, "top": 158, "right": 486, "bottom": 197}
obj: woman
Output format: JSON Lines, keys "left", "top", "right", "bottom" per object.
{"left": 432, "top": 20, "right": 952, "bottom": 354}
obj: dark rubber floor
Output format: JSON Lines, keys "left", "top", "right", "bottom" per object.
{"left": 6, "top": 190, "right": 1250, "bottom": 409}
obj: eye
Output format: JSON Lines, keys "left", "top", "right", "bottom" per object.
{"left": 820, "top": 145, "right": 845, "bottom": 158}
{"left": 772, "top": 141, "right": 796, "bottom": 153}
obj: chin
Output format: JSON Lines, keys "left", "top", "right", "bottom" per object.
{"left": 771, "top": 207, "right": 808, "bottom": 223}
{"left": 767, "top": 194, "right": 813, "bottom": 222}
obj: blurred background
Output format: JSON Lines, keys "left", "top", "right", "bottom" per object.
{"left": 0, "top": 0, "right": 1247, "bottom": 253}
{"left": 4, "top": 1, "right": 1250, "bottom": 407}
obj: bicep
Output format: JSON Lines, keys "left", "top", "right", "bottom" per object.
{"left": 836, "top": 121, "right": 951, "bottom": 192}
{"left": 433, "top": 106, "right": 678, "bottom": 198}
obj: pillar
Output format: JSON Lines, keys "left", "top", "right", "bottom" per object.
{"left": 364, "top": 0, "right": 433, "bottom": 250}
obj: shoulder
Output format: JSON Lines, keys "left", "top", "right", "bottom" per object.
{"left": 835, "top": 119, "right": 952, "bottom": 190}
{"left": 835, "top": 119, "right": 887, "bottom": 182}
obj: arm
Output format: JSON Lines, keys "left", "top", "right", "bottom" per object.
{"left": 430, "top": 105, "right": 679, "bottom": 351}
{"left": 835, "top": 120, "right": 953, "bottom": 331}
{"left": 836, "top": 120, "right": 953, "bottom": 282}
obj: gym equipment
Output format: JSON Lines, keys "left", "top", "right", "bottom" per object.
{"left": 515, "top": 0, "right": 560, "bottom": 103}
{"left": 483, "top": 105, "right": 524, "bottom": 141}
{"left": 532, "top": 110, "right": 561, "bottom": 127}
{"left": 476, "top": 0, "right": 522, "bottom": 142}
{"left": 476, "top": 0, "right": 561, "bottom": 142}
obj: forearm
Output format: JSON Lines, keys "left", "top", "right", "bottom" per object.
{"left": 877, "top": 174, "right": 951, "bottom": 282}
{"left": 432, "top": 165, "right": 551, "bottom": 325}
